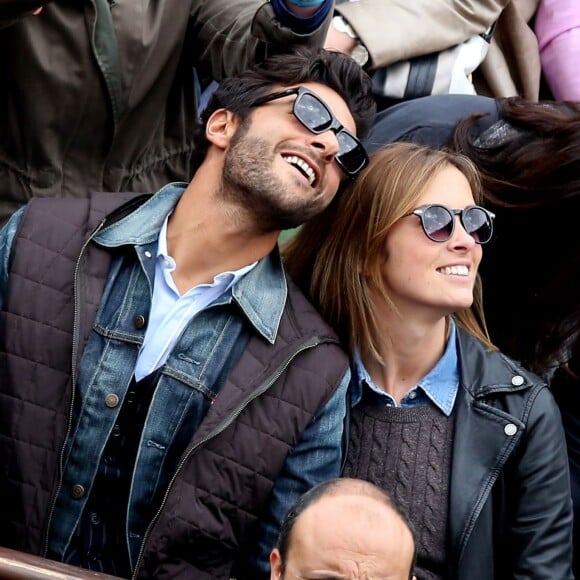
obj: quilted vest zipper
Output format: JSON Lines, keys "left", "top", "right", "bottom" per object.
{"left": 41, "top": 217, "right": 109, "bottom": 557}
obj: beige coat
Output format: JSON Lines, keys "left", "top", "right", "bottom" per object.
{"left": 478, "top": 0, "right": 542, "bottom": 99}
{"left": 336, "top": 0, "right": 541, "bottom": 100}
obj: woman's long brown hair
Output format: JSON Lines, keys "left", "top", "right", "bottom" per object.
{"left": 283, "top": 142, "right": 495, "bottom": 368}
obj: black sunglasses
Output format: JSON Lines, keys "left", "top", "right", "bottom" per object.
{"left": 249, "top": 86, "right": 368, "bottom": 178}
{"left": 404, "top": 204, "right": 496, "bottom": 244}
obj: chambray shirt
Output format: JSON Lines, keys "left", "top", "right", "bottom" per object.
{"left": 351, "top": 319, "right": 460, "bottom": 416}
{"left": 0, "top": 184, "right": 349, "bottom": 575}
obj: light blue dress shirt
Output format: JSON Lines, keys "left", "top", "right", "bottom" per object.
{"left": 135, "top": 214, "right": 256, "bottom": 380}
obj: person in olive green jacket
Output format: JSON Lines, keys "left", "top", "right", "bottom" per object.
{"left": 0, "top": 0, "right": 334, "bottom": 224}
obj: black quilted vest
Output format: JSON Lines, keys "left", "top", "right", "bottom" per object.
{"left": 0, "top": 193, "right": 349, "bottom": 579}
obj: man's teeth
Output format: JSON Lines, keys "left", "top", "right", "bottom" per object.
{"left": 283, "top": 155, "right": 316, "bottom": 185}
{"left": 438, "top": 265, "right": 469, "bottom": 276}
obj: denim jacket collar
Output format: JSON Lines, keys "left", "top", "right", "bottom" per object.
{"left": 95, "top": 182, "right": 188, "bottom": 246}
{"left": 92, "top": 182, "right": 287, "bottom": 344}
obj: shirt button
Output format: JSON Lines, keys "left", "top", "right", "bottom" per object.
{"left": 511, "top": 375, "right": 524, "bottom": 386}
{"left": 144, "top": 250, "right": 152, "bottom": 258}
{"left": 112, "top": 424, "right": 121, "bottom": 437}
{"left": 105, "top": 393, "right": 119, "bottom": 408}
{"left": 71, "top": 484, "right": 85, "bottom": 499}
{"left": 408, "top": 391, "right": 417, "bottom": 400}
{"left": 134, "top": 314, "right": 146, "bottom": 329}
{"left": 504, "top": 423, "right": 517, "bottom": 436}
{"left": 126, "top": 390, "right": 136, "bottom": 404}
{"left": 90, "top": 512, "right": 101, "bottom": 525}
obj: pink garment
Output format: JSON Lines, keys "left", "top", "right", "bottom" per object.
{"left": 535, "top": 0, "right": 580, "bottom": 100}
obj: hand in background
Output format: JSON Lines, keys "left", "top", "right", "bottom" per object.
{"left": 324, "top": 20, "right": 356, "bottom": 54}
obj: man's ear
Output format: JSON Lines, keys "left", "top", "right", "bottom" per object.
{"left": 205, "top": 108, "right": 240, "bottom": 149}
{"left": 269, "top": 548, "right": 283, "bottom": 579}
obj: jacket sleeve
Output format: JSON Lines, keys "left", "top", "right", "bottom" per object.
{"left": 509, "top": 385, "right": 574, "bottom": 579}
{"left": 238, "top": 368, "right": 350, "bottom": 578}
{"left": 0, "top": 207, "right": 25, "bottom": 312}
{"left": 189, "top": 0, "right": 333, "bottom": 81}
{"left": 535, "top": 0, "right": 580, "bottom": 100}
{"left": 335, "top": 0, "right": 509, "bottom": 68}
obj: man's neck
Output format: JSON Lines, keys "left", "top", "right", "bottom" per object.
{"left": 165, "top": 179, "right": 279, "bottom": 295}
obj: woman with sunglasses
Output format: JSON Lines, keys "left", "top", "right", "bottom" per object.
{"left": 366, "top": 95, "right": 580, "bottom": 575}
{"left": 283, "top": 142, "right": 573, "bottom": 579}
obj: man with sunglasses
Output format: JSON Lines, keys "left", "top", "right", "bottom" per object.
{"left": 0, "top": 48, "right": 375, "bottom": 580}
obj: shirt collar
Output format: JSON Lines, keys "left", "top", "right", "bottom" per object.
{"left": 156, "top": 211, "right": 172, "bottom": 261}
{"left": 93, "top": 182, "right": 287, "bottom": 343}
{"left": 351, "top": 318, "right": 459, "bottom": 416}
{"left": 156, "top": 212, "right": 257, "bottom": 296}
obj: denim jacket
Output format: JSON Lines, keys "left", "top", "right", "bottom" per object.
{"left": 0, "top": 183, "right": 349, "bottom": 576}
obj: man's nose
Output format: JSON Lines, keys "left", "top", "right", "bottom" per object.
{"left": 308, "top": 129, "right": 340, "bottom": 163}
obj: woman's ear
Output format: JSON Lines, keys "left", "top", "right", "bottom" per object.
{"left": 205, "top": 109, "right": 240, "bottom": 149}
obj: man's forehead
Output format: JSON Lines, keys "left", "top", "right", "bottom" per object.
{"left": 286, "top": 499, "right": 413, "bottom": 579}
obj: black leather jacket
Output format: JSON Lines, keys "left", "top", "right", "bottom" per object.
{"left": 448, "top": 327, "right": 573, "bottom": 579}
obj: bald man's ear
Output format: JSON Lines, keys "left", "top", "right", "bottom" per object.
{"left": 269, "top": 548, "right": 283, "bottom": 580}
{"left": 205, "top": 109, "right": 240, "bottom": 149}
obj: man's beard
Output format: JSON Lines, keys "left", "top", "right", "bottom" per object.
{"left": 219, "top": 123, "right": 329, "bottom": 232}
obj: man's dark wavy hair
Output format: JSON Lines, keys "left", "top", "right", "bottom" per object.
{"left": 190, "top": 48, "right": 376, "bottom": 171}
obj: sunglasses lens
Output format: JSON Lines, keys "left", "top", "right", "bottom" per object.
{"left": 463, "top": 207, "right": 493, "bottom": 243}
{"left": 336, "top": 131, "right": 368, "bottom": 176}
{"left": 423, "top": 205, "right": 454, "bottom": 242}
{"left": 295, "top": 93, "right": 333, "bottom": 133}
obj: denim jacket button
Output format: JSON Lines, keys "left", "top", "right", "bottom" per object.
{"left": 71, "top": 484, "right": 85, "bottom": 499}
{"left": 105, "top": 393, "right": 120, "bottom": 408}
{"left": 134, "top": 314, "right": 146, "bottom": 329}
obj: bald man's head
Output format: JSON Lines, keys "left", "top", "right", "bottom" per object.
{"left": 270, "top": 478, "right": 416, "bottom": 580}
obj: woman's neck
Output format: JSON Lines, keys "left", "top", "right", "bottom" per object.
{"left": 362, "top": 313, "right": 449, "bottom": 404}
